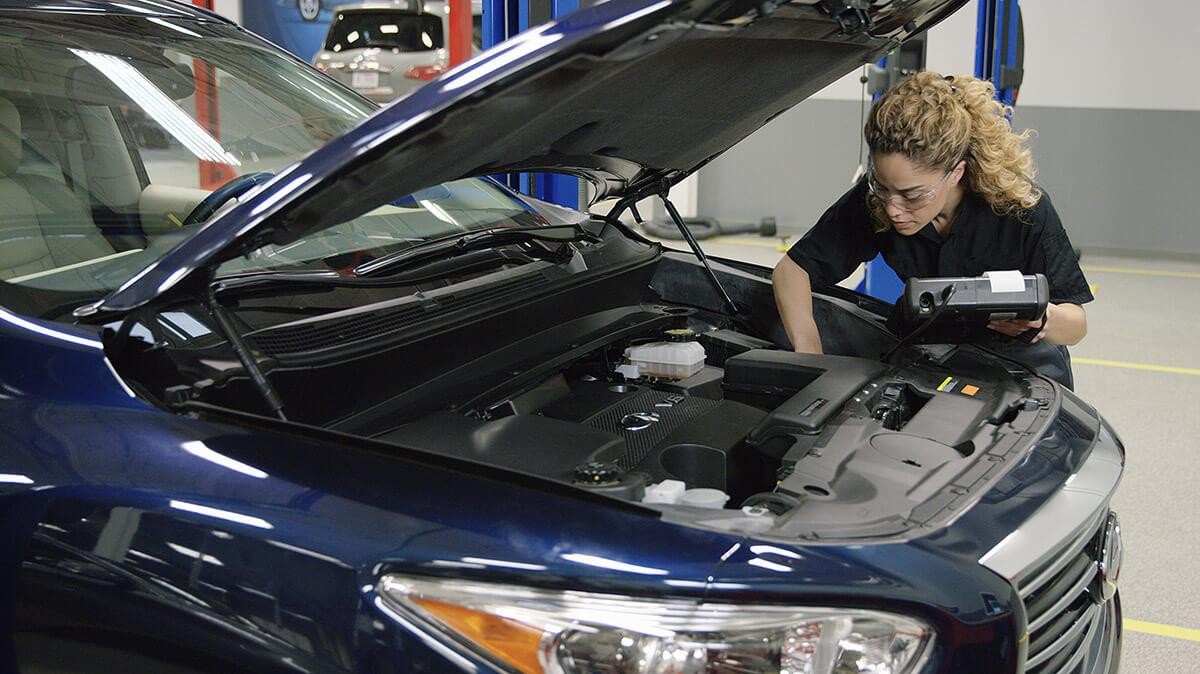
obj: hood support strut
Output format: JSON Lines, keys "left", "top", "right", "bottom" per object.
{"left": 204, "top": 280, "right": 288, "bottom": 421}
{"left": 658, "top": 189, "right": 739, "bottom": 315}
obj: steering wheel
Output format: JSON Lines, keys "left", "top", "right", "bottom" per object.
{"left": 181, "top": 171, "right": 275, "bottom": 227}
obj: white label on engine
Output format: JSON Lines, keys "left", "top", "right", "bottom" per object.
{"left": 984, "top": 270, "right": 1025, "bottom": 293}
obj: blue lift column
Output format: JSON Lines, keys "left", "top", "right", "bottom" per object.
{"left": 481, "top": 0, "right": 581, "bottom": 209}
{"left": 975, "top": 0, "right": 1022, "bottom": 106}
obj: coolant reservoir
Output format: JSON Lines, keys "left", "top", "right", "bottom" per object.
{"left": 623, "top": 329, "right": 705, "bottom": 380}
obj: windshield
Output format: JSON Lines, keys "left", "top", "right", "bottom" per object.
{"left": 323, "top": 10, "right": 445, "bottom": 52}
{"left": 0, "top": 12, "right": 536, "bottom": 319}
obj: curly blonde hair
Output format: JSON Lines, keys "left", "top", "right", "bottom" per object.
{"left": 863, "top": 71, "right": 1040, "bottom": 231}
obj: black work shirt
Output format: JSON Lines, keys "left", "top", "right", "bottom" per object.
{"left": 787, "top": 180, "right": 1094, "bottom": 306}
{"left": 786, "top": 180, "right": 1093, "bottom": 389}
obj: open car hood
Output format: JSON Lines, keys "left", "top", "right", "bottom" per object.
{"left": 98, "top": 0, "right": 966, "bottom": 312}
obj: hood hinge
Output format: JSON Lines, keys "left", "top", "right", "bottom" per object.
{"left": 818, "top": 0, "right": 874, "bottom": 35}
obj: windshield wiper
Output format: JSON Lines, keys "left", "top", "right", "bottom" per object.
{"left": 352, "top": 224, "right": 596, "bottom": 278}
{"left": 209, "top": 247, "right": 545, "bottom": 300}
{"left": 214, "top": 269, "right": 342, "bottom": 287}
{"left": 205, "top": 269, "right": 350, "bottom": 300}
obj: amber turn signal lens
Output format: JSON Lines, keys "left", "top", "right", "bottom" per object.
{"left": 413, "top": 597, "right": 545, "bottom": 673}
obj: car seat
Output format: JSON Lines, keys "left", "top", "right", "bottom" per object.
{"left": 0, "top": 96, "right": 115, "bottom": 280}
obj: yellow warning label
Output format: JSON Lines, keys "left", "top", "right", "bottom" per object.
{"left": 937, "top": 376, "right": 957, "bottom": 392}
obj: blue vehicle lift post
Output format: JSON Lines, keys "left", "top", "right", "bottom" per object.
{"left": 975, "top": 0, "right": 1022, "bottom": 107}
{"left": 480, "top": 0, "right": 581, "bottom": 209}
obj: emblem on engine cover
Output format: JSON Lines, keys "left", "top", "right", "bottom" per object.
{"left": 621, "top": 412, "right": 660, "bottom": 431}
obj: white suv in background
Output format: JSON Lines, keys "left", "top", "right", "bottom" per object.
{"left": 313, "top": 0, "right": 481, "bottom": 102}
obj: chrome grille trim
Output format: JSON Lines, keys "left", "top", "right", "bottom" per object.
{"left": 979, "top": 433, "right": 1122, "bottom": 583}
{"left": 980, "top": 416, "right": 1124, "bottom": 674}
{"left": 1026, "top": 602, "right": 1098, "bottom": 669}
{"left": 1051, "top": 616, "right": 1093, "bottom": 674}
{"left": 1027, "top": 558, "right": 1098, "bottom": 632}
{"left": 1018, "top": 508, "right": 1105, "bottom": 600}
{"left": 1096, "top": 596, "right": 1121, "bottom": 674}
{"left": 1020, "top": 514, "right": 1106, "bottom": 672}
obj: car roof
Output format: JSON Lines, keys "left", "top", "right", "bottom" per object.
{"left": 0, "top": 0, "right": 231, "bottom": 22}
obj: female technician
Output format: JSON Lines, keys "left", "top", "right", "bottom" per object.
{"left": 772, "top": 72, "right": 1093, "bottom": 387}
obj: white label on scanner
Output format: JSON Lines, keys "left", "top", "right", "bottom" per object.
{"left": 984, "top": 270, "right": 1026, "bottom": 293}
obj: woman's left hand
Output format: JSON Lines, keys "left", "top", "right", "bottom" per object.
{"left": 988, "top": 303, "right": 1053, "bottom": 343}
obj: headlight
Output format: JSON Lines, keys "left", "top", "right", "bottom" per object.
{"left": 377, "top": 575, "right": 935, "bottom": 674}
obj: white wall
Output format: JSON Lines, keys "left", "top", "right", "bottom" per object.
{"left": 211, "top": 0, "right": 241, "bottom": 25}
{"left": 812, "top": 0, "right": 1200, "bottom": 112}
{"left": 1018, "top": 0, "right": 1200, "bottom": 111}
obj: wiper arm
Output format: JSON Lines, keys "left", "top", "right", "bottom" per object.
{"left": 68, "top": 271, "right": 345, "bottom": 320}
{"left": 352, "top": 225, "right": 596, "bottom": 278}
{"left": 214, "top": 269, "right": 342, "bottom": 288}
{"left": 211, "top": 247, "right": 544, "bottom": 299}
{"left": 207, "top": 269, "right": 351, "bottom": 299}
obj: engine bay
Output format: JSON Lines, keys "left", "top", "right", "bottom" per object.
{"left": 106, "top": 251, "right": 1058, "bottom": 542}
{"left": 370, "top": 312, "right": 1055, "bottom": 541}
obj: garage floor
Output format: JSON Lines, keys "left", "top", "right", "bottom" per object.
{"left": 654, "top": 231, "right": 1200, "bottom": 672}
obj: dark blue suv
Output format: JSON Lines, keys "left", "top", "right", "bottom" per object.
{"left": 0, "top": 0, "right": 1122, "bottom": 672}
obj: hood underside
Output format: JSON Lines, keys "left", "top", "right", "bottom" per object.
{"left": 99, "top": 0, "right": 967, "bottom": 312}
{"left": 284, "top": 0, "right": 970, "bottom": 219}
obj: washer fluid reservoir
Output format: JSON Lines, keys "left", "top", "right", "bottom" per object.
{"left": 623, "top": 329, "right": 705, "bottom": 380}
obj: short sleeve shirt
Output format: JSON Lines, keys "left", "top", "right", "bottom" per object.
{"left": 786, "top": 180, "right": 1094, "bottom": 306}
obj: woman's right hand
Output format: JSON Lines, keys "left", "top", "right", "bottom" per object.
{"left": 772, "top": 257, "right": 824, "bottom": 354}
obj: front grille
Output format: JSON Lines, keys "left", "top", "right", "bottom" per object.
{"left": 1018, "top": 514, "right": 1108, "bottom": 674}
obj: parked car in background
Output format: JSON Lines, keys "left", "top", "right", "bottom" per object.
{"left": 313, "top": 0, "right": 482, "bottom": 102}
{"left": 0, "top": 0, "right": 1123, "bottom": 672}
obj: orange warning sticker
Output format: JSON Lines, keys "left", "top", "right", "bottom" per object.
{"left": 962, "top": 385, "right": 980, "bottom": 396}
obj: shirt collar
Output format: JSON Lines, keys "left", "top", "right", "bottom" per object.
{"left": 921, "top": 189, "right": 978, "bottom": 243}
{"left": 916, "top": 222, "right": 944, "bottom": 243}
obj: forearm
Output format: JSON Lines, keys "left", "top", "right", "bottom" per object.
{"left": 1044, "top": 302, "right": 1088, "bottom": 346}
{"left": 772, "top": 257, "right": 823, "bottom": 353}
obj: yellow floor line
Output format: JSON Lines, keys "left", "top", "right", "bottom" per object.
{"left": 1081, "top": 264, "right": 1200, "bottom": 280}
{"left": 1073, "top": 357, "right": 1200, "bottom": 377}
{"left": 1125, "top": 619, "right": 1200, "bottom": 642}
{"left": 702, "top": 236, "right": 792, "bottom": 252}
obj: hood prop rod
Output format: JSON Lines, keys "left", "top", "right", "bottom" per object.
{"left": 204, "top": 282, "right": 288, "bottom": 421}
{"left": 658, "top": 190, "right": 739, "bottom": 314}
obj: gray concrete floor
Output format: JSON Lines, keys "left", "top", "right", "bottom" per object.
{"left": 1072, "top": 253, "right": 1200, "bottom": 672}
{"left": 661, "top": 232, "right": 1200, "bottom": 672}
